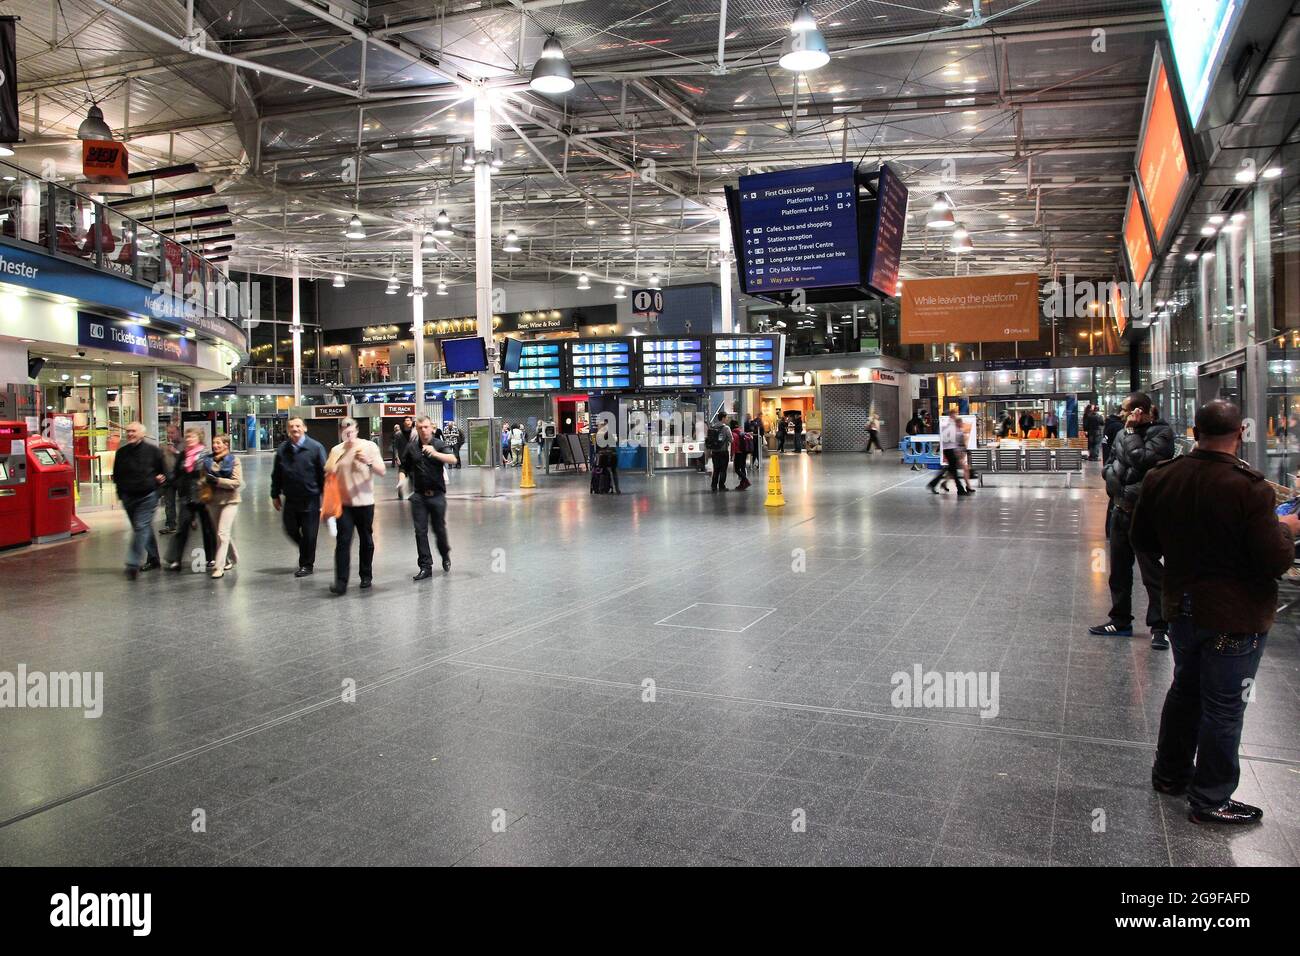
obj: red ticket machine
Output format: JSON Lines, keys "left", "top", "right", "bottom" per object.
{"left": 0, "top": 421, "right": 32, "bottom": 550}
{"left": 27, "top": 437, "right": 75, "bottom": 543}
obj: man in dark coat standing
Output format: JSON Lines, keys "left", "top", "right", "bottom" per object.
{"left": 1132, "top": 400, "right": 1298, "bottom": 824}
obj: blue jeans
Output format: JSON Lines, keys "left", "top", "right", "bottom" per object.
{"left": 1153, "top": 597, "right": 1267, "bottom": 811}
{"left": 124, "top": 491, "right": 160, "bottom": 570}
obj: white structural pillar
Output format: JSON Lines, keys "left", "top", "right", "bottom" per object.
{"left": 412, "top": 226, "right": 426, "bottom": 418}
{"left": 474, "top": 84, "right": 496, "bottom": 497}
{"left": 291, "top": 254, "right": 302, "bottom": 406}
{"left": 138, "top": 368, "right": 159, "bottom": 437}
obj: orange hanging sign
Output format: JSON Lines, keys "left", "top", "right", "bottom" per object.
{"left": 82, "top": 140, "right": 129, "bottom": 185}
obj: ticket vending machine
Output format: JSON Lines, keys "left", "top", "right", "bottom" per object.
{"left": 0, "top": 421, "right": 32, "bottom": 550}
{"left": 27, "top": 437, "right": 75, "bottom": 543}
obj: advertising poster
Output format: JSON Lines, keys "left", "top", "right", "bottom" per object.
{"left": 900, "top": 274, "right": 1040, "bottom": 344}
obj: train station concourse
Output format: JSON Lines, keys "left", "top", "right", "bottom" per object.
{"left": 0, "top": 0, "right": 1298, "bottom": 915}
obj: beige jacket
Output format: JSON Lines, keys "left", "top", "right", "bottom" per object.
{"left": 206, "top": 453, "right": 242, "bottom": 506}
{"left": 326, "top": 438, "right": 386, "bottom": 506}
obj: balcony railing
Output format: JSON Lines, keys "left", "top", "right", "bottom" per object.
{"left": 0, "top": 158, "right": 239, "bottom": 329}
{"left": 357, "top": 363, "right": 448, "bottom": 384}
{"left": 234, "top": 368, "right": 348, "bottom": 387}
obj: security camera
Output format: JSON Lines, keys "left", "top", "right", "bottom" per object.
{"left": 77, "top": 350, "right": 86, "bottom": 358}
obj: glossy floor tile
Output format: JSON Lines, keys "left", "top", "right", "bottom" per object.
{"left": 1, "top": 451, "right": 1296, "bottom": 866}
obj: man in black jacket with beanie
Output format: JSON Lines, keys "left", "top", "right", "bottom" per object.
{"left": 1091, "top": 392, "right": 1175, "bottom": 646}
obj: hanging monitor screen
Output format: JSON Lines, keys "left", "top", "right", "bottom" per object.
{"left": 506, "top": 342, "right": 563, "bottom": 391}
{"left": 571, "top": 338, "right": 634, "bottom": 390}
{"left": 639, "top": 337, "right": 704, "bottom": 388}
{"left": 731, "top": 162, "right": 861, "bottom": 293}
{"left": 500, "top": 337, "right": 524, "bottom": 373}
{"left": 1136, "top": 49, "right": 1193, "bottom": 251}
{"left": 1161, "top": 0, "right": 1245, "bottom": 129}
{"left": 441, "top": 336, "right": 489, "bottom": 374}
{"left": 864, "top": 163, "right": 908, "bottom": 298}
{"left": 710, "top": 335, "right": 784, "bottom": 387}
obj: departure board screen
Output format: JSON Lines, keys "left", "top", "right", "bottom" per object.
{"left": 733, "top": 162, "right": 861, "bottom": 293}
{"left": 571, "top": 338, "right": 634, "bottom": 390}
{"left": 710, "top": 335, "right": 783, "bottom": 387}
{"left": 639, "top": 337, "right": 704, "bottom": 388}
{"left": 507, "top": 342, "right": 563, "bottom": 391}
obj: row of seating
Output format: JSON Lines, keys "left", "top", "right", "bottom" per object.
{"left": 967, "top": 446, "right": 1086, "bottom": 486}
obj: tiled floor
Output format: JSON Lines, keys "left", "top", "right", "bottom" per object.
{"left": 1, "top": 451, "right": 1297, "bottom": 866}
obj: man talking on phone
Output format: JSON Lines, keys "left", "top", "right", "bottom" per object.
{"left": 1130, "top": 400, "right": 1298, "bottom": 824}
{"left": 1090, "top": 392, "right": 1174, "bottom": 646}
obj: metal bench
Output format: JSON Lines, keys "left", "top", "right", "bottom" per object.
{"left": 1054, "top": 448, "right": 1084, "bottom": 485}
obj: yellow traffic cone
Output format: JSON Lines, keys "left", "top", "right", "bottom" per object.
{"left": 764, "top": 452, "right": 785, "bottom": 507}
{"left": 519, "top": 443, "right": 537, "bottom": 489}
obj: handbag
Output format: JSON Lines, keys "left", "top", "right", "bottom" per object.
{"left": 196, "top": 478, "right": 214, "bottom": 504}
{"left": 320, "top": 472, "right": 343, "bottom": 520}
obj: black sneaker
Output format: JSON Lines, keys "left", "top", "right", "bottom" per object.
{"left": 442, "top": 556, "right": 452, "bottom": 573}
{"left": 1088, "top": 622, "right": 1134, "bottom": 637}
{"left": 294, "top": 566, "right": 313, "bottom": 577}
{"left": 328, "top": 583, "right": 346, "bottom": 596}
{"left": 359, "top": 579, "right": 372, "bottom": 590}
{"left": 1150, "top": 629, "right": 1169, "bottom": 650}
{"left": 140, "top": 558, "right": 161, "bottom": 572}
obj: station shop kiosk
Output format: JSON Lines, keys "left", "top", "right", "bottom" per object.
{"left": 352, "top": 402, "right": 416, "bottom": 461}
{"left": 290, "top": 404, "right": 361, "bottom": 449}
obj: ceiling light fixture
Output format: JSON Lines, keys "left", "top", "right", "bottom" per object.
{"left": 502, "top": 229, "right": 522, "bottom": 253}
{"left": 345, "top": 214, "right": 366, "bottom": 239}
{"left": 577, "top": 273, "right": 591, "bottom": 290}
{"left": 433, "top": 210, "right": 454, "bottom": 237}
{"left": 385, "top": 276, "right": 400, "bottom": 295}
{"left": 422, "top": 229, "right": 435, "bottom": 249}
{"left": 1234, "top": 160, "right": 1256, "bottom": 184}
{"left": 77, "top": 103, "right": 113, "bottom": 141}
{"left": 780, "top": 4, "right": 830, "bottom": 73}
{"left": 332, "top": 273, "right": 345, "bottom": 288}
{"left": 436, "top": 280, "right": 448, "bottom": 296}
{"left": 648, "top": 272, "right": 662, "bottom": 289}
{"left": 613, "top": 284, "right": 627, "bottom": 299}
{"left": 530, "top": 35, "right": 576, "bottom": 94}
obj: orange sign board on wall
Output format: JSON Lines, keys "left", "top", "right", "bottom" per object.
{"left": 1137, "top": 60, "right": 1189, "bottom": 247}
{"left": 82, "top": 140, "right": 129, "bottom": 185}
{"left": 900, "top": 273, "right": 1039, "bottom": 344}
{"left": 1123, "top": 187, "right": 1153, "bottom": 284}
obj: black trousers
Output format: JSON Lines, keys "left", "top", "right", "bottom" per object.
{"left": 1107, "top": 507, "right": 1166, "bottom": 630}
{"left": 282, "top": 498, "right": 320, "bottom": 570}
{"left": 865, "top": 430, "right": 882, "bottom": 452}
{"left": 711, "top": 451, "right": 730, "bottom": 490}
{"left": 410, "top": 492, "right": 450, "bottom": 568}
{"left": 734, "top": 453, "right": 748, "bottom": 484}
{"left": 335, "top": 504, "right": 375, "bottom": 586}
{"left": 169, "top": 498, "right": 215, "bottom": 566}
{"left": 1153, "top": 599, "right": 1267, "bottom": 811}
{"left": 1046, "top": 425, "right": 1059, "bottom": 438}
{"left": 927, "top": 449, "right": 967, "bottom": 492}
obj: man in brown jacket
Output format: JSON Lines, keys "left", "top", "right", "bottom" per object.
{"left": 1131, "top": 400, "right": 1299, "bottom": 824}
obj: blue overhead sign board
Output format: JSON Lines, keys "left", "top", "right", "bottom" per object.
{"left": 78, "top": 312, "right": 194, "bottom": 364}
{"left": 1160, "top": 0, "right": 1244, "bottom": 128}
{"left": 734, "top": 162, "right": 861, "bottom": 293}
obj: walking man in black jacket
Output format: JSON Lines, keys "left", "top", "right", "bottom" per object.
{"left": 112, "top": 421, "right": 167, "bottom": 579}
{"left": 270, "top": 417, "right": 327, "bottom": 576}
{"left": 1091, "top": 392, "right": 1175, "bottom": 645}
{"left": 403, "top": 416, "right": 458, "bottom": 579}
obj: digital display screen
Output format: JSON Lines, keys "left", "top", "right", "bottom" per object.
{"left": 507, "top": 342, "right": 563, "bottom": 391}
{"left": 500, "top": 337, "right": 524, "bottom": 373}
{"left": 441, "top": 336, "right": 489, "bottom": 374}
{"left": 1161, "top": 0, "right": 1243, "bottom": 128}
{"left": 710, "top": 335, "right": 783, "bottom": 387}
{"left": 733, "top": 162, "right": 861, "bottom": 292}
{"left": 572, "top": 339, "right": 633, "bottom": 391}
{"left": 1136, "top": 52, "right": 1191, "bottom": 249}
{"left": 640, "top": 338, "right": 703, "bottom": 388}
{"left": 865, "top": 163, "right": 908, "bottom": 297}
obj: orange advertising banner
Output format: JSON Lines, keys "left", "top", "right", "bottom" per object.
{"left": 1137, "top": 60, "right": 1189, "bottom": 248}
{"left": 900, "top": 273, "right": 1039, "bottom": 344}
{"left": 82, "top": 140, "right": 129, "bottom": 184}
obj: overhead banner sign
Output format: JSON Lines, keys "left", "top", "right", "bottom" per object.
{"left": 0, "top": 18, "right": 17, "bottom": 145}
{"left": 1136, "top": 53, "right": 1191, "bottom": 249}
{"left": 82, "top": 140, "right": 129, "bottom": 185}
{"left": 865, "top": 163, "right": 908, "bottom": 297}
{"left": 77, "top": 312, "right": 194, "bottom": 364}
{"left": 900, "top": 274, "right": 1039, "bottom": 344}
